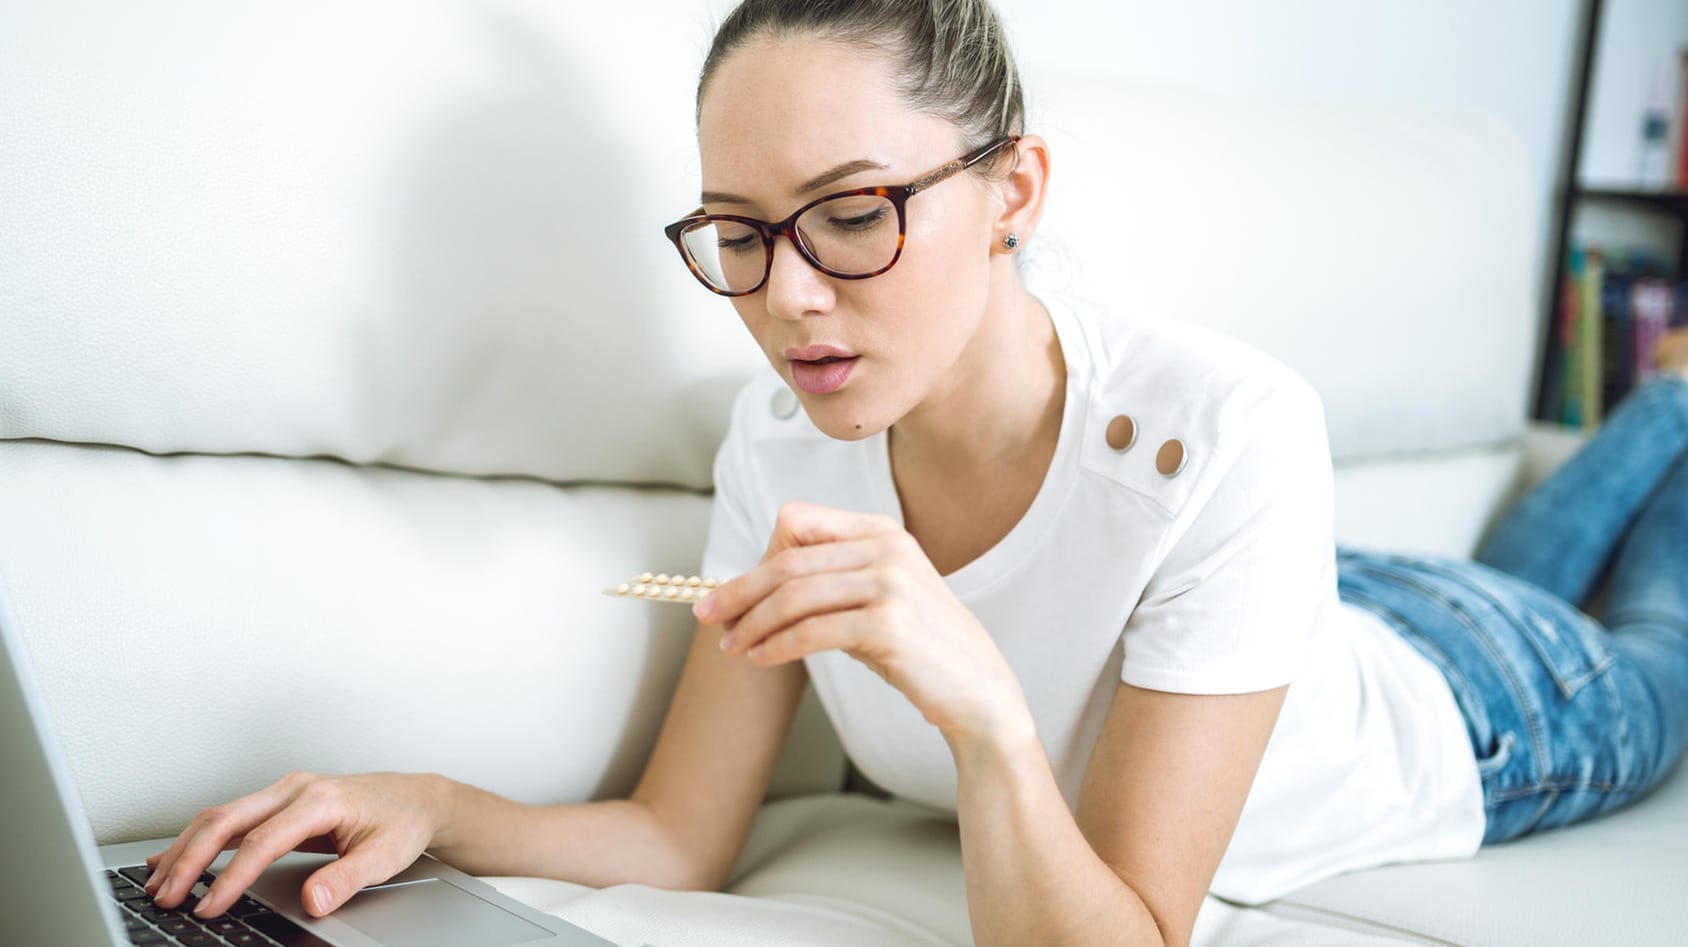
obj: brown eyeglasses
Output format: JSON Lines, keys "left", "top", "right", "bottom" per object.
{"left": 663, "top": 135, "right": 1020, "bottom": 297}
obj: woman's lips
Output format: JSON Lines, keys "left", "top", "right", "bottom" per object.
{"left": 790, "top": 355, "right": 859, "bottom": 394}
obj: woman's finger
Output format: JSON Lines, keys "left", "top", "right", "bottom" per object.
{"left": 148, "top": 772, "right": 315, "bottom": 905}
{"left": 743, "top": 606, "right": 872, "bottom": 667}
{"left": 196, "top": 786, "right": 347, "bottom": 918}
{"left": 701, "top": 534, "right": 885, "bottom": 628}
{"left": 300, "top": 830, "right": 426, "bottom": 917}
{"left": 722, "top": 566, "right": 883, "bottom": 656}
{"left": 765, "top": 501, "right": 899, "bottom": 554}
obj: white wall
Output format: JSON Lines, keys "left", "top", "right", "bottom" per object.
{"left": 1574, "top": 0, "right": 1688, "bottom": 267}
{"left": 994, "top": 0, "right": 1590, "bottom": 371}
{"left": 974, "top": 0, "right": 1688, "bottom": 390}
{"left": 1580, "top": 0, "right": 1688, "bottom": 186}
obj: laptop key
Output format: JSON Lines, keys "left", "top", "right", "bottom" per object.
{"left": 221, "top": 931, "right": 267, "bottom": 946}
{"left": 126, "top": 929, "right": 167, "bottom": 946}
{"left": 160, "top": 916, "right": 203, "bottom": 935}
{"left": 178, "top": 934, "right": 220, "bottom": 947}
{"left": 119, "top": 865, "right": 156, "bottom": 888}
{"left": 228, "top": 896, "right": 269, "bottom": 917}
{"left": 245, "top": 910, "right": 337, "bottom": 947}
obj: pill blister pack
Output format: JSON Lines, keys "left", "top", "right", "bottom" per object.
{"left": 602, "top": 572, "right": 723, "bottom": 605}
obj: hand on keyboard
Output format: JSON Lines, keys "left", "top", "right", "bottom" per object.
{"left": 143, "top": 771, "right": 450, "bottom": 920}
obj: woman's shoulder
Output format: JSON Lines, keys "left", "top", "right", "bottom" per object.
{"left": 1059, "top": 293, "right": 1328, "bottom": 511}
{"left": 1064, "top": 293, "right": 1323, "bottom": 434}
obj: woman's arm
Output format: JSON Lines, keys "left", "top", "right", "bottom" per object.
{"left": 704, "top": 497, "right": 1301, "bottom": 946}
{"left": 949, "top": 682, "right": 1286, "bottom": 947}
{"left": 432, "top": 617, "right": 810, "bottom": 891}
{"left": 157, "top": 618, "right": 807, "bottom": 918}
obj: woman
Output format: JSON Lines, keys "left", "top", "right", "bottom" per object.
{"left": 147, "top": 2, "right": 1688, "bottom": 945}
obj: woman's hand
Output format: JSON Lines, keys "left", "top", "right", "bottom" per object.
{"left": 144, "top": 770, "right": 450, "bottom": 920}
{"left": 696, "top": 501, "right": 1033, "bottom": 743}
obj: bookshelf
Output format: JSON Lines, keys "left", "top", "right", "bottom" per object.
{"left": 1535, "top": 0, "right": 1688, "bottom": 424}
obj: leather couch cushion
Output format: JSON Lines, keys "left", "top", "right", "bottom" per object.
{"left": 0, "top": 440, "right": 845, "bottom": 843}
{"left": 481, "top": 793, "right": 1419, "bottom": 946}
{"left": 1267, "top": 755, "right": 1688, "bottom": 946}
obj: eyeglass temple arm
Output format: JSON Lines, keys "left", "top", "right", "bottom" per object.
{"left": 907, "top": 136, "right": 1019, "bottom": 195}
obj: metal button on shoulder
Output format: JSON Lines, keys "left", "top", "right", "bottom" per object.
{"left": 771, "top": 388, "right": 799, "bottom": 420}
{"left": 1156, "top": 438, "right": 1188, "bottom": 477}
{"left": 1105, "top": 414, "right": 1137, "bottom": 452}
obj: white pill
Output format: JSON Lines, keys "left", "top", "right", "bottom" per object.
{"left": 686, "top": 576, "right": 701, "bottom": 587}
{"left": 681, "top": 589, "right": 696, "bottom": 601}
{"left": 704, "top": 578, "right": 719, "bottom": 589}
{"left": 616, "top": 583, "right": 630, "bottom": 595}
{"left": 665, "top": 587, "right": 679, "bottom": 599}
{"left": 655, "top": 574, "right": 670, "bottom": 585}
{"left": 639, "top": 572, "right": 653, "bottom": 583}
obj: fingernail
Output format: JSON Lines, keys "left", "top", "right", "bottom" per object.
{"left": 193, "top": 890, "right": 214, "bottom": 916}
{"left": 312, "top": 884, "right": 331, "bottom": 914}
{"left": 719, "top": 631, "right": 736, "bottom": 651}
{"left": 694, "top": 593, "right": 715, "bottom": 620}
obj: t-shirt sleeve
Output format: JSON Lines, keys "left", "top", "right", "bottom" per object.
{"left": 1119, "top": 380, "right": 1336, "bottom": 695}
{"left": 699, "top": 396, "right": 768, "bottom": 583}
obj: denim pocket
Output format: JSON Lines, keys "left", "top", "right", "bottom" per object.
{"left": 1512, "top": 596, "right": 1617, "bottom": 701}
{"left": 1408, "top": 557, "right": 1618, "bottom": 702}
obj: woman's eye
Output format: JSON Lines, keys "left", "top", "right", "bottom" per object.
{"left": 717, "top": 235, "right": 759, "bottom": 253}
{"left": 827, "top": 208, "right": 888, "bottom": 232}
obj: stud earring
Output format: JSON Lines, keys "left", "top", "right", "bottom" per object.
{"left": 1002, "top": 233, "right": 1021, "bottom": 250}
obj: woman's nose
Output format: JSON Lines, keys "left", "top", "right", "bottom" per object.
{"left": 762, "top": 235, "right": 834, "bottom": 321}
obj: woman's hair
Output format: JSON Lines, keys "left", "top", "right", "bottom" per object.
{"left": 698, "top": 0, "right": 1025, "bottom": 174}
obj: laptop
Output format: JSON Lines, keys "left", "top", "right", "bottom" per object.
{"left": 0, "top": 578, "right": 620, "bottom": 947}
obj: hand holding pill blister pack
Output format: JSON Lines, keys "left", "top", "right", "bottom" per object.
{"left": 603, "top": 572, "right": 723, "bottom": 604}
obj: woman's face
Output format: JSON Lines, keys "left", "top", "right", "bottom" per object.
{"left": 697, "top": 36, "right": 1004, "bottom": 441}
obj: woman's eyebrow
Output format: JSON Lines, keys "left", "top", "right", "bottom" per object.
{"left": 700, "top": 158, "right": 890, "bottom": 206}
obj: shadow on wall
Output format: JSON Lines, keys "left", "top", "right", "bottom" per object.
{"left": 365, "top": 4, "right": 724, "bottom": 484}
{"left": 368, "top": 7, "right": 718, "bottom": 794}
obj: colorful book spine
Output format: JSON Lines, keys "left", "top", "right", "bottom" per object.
{"left": 1553, "top": 240, "right": 1687, "bottom": 427}
{"left": 1601, "top": 270, "right": 1633, "bottom": 415}
{"left": 1679, "top": 49, "right": 1688, "bottom": 187}
{"left": 1632, "top": 278, "right": 1676, "bottom": 385}
{"left": 1560, "top": 245, "right": 1584, "bottom": 427}
{"left": 1578, "top": 248, "right": 1605, "bottom": 428}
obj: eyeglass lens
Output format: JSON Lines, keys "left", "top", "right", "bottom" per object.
{"left": 680, "top": 193, "right": 899, "bottom": 293}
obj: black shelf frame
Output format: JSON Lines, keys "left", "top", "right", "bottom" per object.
{"left": 1534, "top": 0, "right": 1686, "bottom": 421}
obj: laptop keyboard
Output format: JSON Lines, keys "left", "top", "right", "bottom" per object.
{"left": 105, "top": 866, "right": 334, "bottom": 946}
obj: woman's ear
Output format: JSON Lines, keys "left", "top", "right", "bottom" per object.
{"left": 993, "top": 134, "right": 1050, "bottom": 254}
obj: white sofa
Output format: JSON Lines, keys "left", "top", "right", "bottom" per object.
{"left": 2, "top": 4, "right": 1683, "bottom": 945}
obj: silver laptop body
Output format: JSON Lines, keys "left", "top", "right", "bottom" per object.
{"left": 0, "top": 575, "right": 618, "bottom": 946}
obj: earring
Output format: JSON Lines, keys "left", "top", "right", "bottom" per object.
{"left": 1002, "top": 233, "right": 1021, "bottom": 250}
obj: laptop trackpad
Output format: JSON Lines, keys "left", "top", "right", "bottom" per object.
{"left": 334, "top": 878, "right": 552, "bottom": 947}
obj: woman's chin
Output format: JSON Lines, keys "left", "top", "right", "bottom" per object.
{"left": 800, "top": 395, "right": 886, "bottom": 442}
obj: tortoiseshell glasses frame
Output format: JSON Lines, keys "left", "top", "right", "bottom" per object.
{"left": 663, "top": 135, "right": 1021, "bottom": 297}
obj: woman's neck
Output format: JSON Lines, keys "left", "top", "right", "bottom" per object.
{"left": 888, "top": 284, "right": 1064, "bottom": 481}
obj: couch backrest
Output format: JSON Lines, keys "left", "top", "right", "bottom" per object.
{"left": 0, "top": 2, "right": 1535, "bottom": 843}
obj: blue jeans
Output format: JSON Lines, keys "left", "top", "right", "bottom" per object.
{"left": 1336, "top": 374, "right": 1688, "bottom": 844}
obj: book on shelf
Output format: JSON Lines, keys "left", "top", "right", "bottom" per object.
{"left": 1550, "top": 240, "right": 1687, "bottom": 429}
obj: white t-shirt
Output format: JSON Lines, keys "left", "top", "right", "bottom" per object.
{"left": 699, "top": 293, "right": 1486, "bottom": 904}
